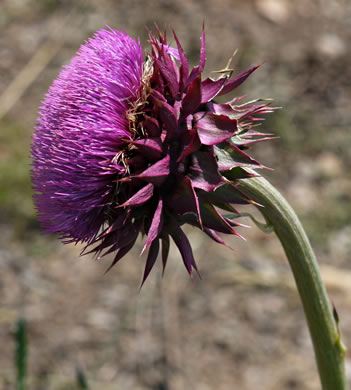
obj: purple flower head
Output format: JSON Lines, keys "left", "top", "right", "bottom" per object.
{"left": 32, "top": 26, "right": 274, "bottom": 284}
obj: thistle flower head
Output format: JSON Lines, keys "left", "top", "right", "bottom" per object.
{"left": 32, "top": 26, "right": 274, "bottom": 284}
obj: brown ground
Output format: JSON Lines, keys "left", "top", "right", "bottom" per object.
{"left": 1, "top": 0, "right": 351, "bottom": 389}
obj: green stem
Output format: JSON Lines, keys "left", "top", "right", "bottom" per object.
{"left": 15, "top": 317, "right": 27, "bottom": 390}
{"left": 239, "top": 174, "right": 348, "bottom": 390}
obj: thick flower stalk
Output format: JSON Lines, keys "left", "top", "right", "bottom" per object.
{"left": 32, "top": 27, "right": 273, "bottom": 282}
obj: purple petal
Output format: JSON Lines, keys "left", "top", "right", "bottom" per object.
{"left": 172, "top": 30, "right": 189, "bottom": 90}
{"left": 143, "top": 116, "right": 161, "bottom": 137}
{"left": 199, "top": 197, "right": 242, "bottom": 236}
{"left": 104, "top": 219, "right": 142, "bottom": 273}
{"left": 186, "top": 177, "right": 202, "bottom": 228}
{"left": 181, "top": 75, "right": 202, "bottom": 120}
{"left": 201, "top": 76, "right": 227, "bottom": 103}
{"left": 161, "top": 234, "right": 170, "bottom": 275}
{"left": 125, "top": 154, "right": 148, "bottom": 172}
{"left": 199, "top": 25, "right": 206, "bottom": 73}
{"left": 177, "top": 129, "right": 201, "bottom": 163}
{"left": 97, "top": 210, "right": 128, "bottom": 239}
{"left": 194, "top": 112, "right": 238, "bottom": 145}
{"left": 82, "top": 212, "right": 132, "bottom": 256}
{"left": 206, "top": 102, "right": 238, "bottom": 116}
{"left": 83, "top": 230, "right": 118, "bottom": 257}
{"left": 101, "top": 221, "right": 140, "bottom": 257}
{"left": 104, "top": 234, "right": 138, "bottom": 274}
{"left": 159, "top": 37, "right": 180, "bottom": 78}
{"left": 163, "top": 45, "right": 181, "bottom": 62}
{"left": 217, "top": 65, "right": 260, "bottom": 96}
{"left": 187, "top": 151, "right": 225, "bottom": 191}
{"left": 155, "top": 58, "right": 179, "bottom": 100}
{"left": 165, "top": 175, "right": 202, "bottom": 226}
{"left": 203, "top": 227, "right": 233, "bottom": 249}
{"left": 169, "top": 221, "right": 197, "bottom": 276}
{"left": 118, "top": 183, "right": 154, "bottom": 207}
{"left": 129, "top": 155, "right": 170, "bottom": 186}
{"left": 140, "top": 240, "right": 160, "bottom": 288}
{"left": 152, "top": 92, "right": 178, "bottom": 140}
{"left": 188, "top": 26, "right": 206, "bottom": 85}
{"left": 142, "top": 197, "right": 164, "bottom": 253}
{"left": 131, "top": 137, "right": 163, "bottom": 161}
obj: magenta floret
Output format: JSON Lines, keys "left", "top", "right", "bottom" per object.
{"left": 32, "top": 29, "right": 144, "bottom": 243}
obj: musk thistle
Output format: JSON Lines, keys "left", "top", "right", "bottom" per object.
{"left": 31, "top": 26, "right": 348, "bottom": 388}
{"left": 32, "top": 27, "right": 273, "bottom": 282}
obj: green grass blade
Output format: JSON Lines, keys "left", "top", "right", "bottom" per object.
{"left": 15, "top": 317, "right": 27, "bottom": 390}
{"left": 76, "top": 367, "right": 89, "bottom": 389}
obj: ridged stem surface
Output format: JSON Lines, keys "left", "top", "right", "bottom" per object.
{"left": 239, "top": 174, "right": 348, "bottom": 390}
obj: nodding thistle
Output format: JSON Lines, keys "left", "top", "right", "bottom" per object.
{"left": 31, "top": 26, "right": 274, "bottom": 283}
{"left": 31, "top": 25, "right": 348, "bottom": 389}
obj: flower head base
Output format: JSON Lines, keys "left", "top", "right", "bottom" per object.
{"left": 32, "top": 26, "right": 274, "bottom": 284}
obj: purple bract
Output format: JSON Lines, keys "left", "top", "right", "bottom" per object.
{"left": 31, "top": 26, "right": 274, "bottom": 284}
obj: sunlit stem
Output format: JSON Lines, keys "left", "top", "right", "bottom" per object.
{"left": 239, "top": 173, "right": 348, "bottom": 390}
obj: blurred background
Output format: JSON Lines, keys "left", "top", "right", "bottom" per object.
{"left": 1, "top": 0, "right": 351, "bottom": 389}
